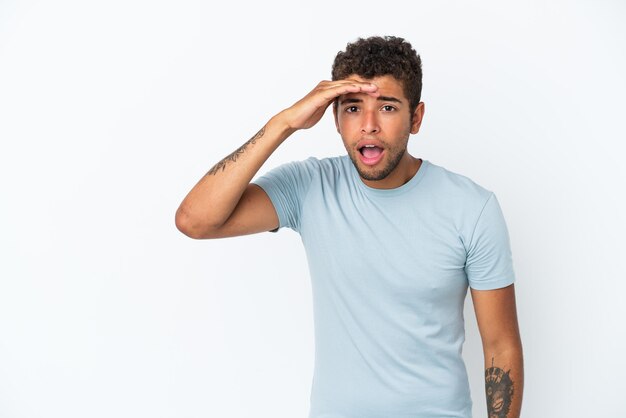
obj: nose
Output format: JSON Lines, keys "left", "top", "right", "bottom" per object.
{"left": 361, "top": 110, "right": 380, "bottom": 134}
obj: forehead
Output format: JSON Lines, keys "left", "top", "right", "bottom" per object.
{"left": 340, "top": 74, "right": 407, "bottom": 102}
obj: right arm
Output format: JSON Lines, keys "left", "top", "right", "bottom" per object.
{"left": 175, "top": 115, "right": 293, "bottom": 239}
{"left": 174, "top": 80, "right": 379, "bottom": 239}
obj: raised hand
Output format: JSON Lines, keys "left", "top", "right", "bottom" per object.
{"left": 278, "top": 79, "right": 379, "bottom": 130}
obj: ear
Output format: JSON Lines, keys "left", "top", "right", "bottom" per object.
{"left": 410, "top": 102, "right": 425, "bottom": 134}
{"left": 333, "top": 100, "right": 341, "bottom": 134}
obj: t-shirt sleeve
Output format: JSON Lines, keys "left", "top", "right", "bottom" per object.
{"left": 252, "top": 158, "right": 317, "bottom": 233}
{"left": 465, "top": 193, "right": 516, "bottom": 290}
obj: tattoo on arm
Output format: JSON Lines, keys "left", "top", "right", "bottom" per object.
{"left": 207, "top": 126, "right": 266, "bottom": 175}
{"left": 485, "top": 357, "right": 514, "bottom": 418}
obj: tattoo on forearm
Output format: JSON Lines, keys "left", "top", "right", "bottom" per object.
{"left": 207, "top": 126, "right": 266, "bottom": 175}
{"left": 485, "top": 357, "right": 514, "bottom": 418}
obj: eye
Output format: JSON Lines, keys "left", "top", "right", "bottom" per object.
{"left": 345, "top": 105, "right": 359, "bottom": 113}
{"left": 381, "top": 105, "right": 396, "bottom": 112}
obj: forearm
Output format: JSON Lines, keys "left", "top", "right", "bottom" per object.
{"left": 483, "top": 344, "right": 524, "bottom": 418}
{"left": 175, "top": 113, "right": 294, "bottom": 235}
{"left": 175, "top": 79, "right": 380, "bottom": 238}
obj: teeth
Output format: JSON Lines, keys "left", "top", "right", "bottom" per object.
{"left": 364, "top": 145, "right": 375, "bottom": 148}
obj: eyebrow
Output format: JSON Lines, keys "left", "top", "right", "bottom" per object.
{"left": 339, "top": 95, "right": 403, "bottom": 104}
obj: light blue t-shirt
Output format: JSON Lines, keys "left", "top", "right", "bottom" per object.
{"left": 254, "top": 155, "right": 515, "bottom": 418}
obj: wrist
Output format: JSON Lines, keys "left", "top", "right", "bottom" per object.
{"left": 271, "top": 109, "right": 300, "bottom": 135}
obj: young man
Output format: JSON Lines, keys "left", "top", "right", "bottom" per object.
{"left": 176, "top": 36, "right": 523, "bottom": 418}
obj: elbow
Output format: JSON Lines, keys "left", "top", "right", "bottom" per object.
{"left": 483, "top": 336, "right": 523, "bottom": 357}
{"left": 175, "top": 206, "right": 220, "bottom": 239}
{"left": 174, "top": 206, "right": 198, "bottom": 238}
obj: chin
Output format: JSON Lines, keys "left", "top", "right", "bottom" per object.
{"left": 348, "top": 149, "right": 405, "bottom": 182}
{"left": 356, "top": 167, "right": 392, "bottom": 181}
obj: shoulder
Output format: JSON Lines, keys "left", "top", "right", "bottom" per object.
{"left": 254, "top": 156, "right": 346, "bottom": 194}
{"left": 292, "top": 154, "right": 349, "bottom": 169}
{"left": 425, "top": 161, "right": 492, "bottom": 196}
{"left": 258, "top": 156, "right": 323, "bottom": 179}
{"left": 281, "top": 154, "right": 352, "bottom": 179}
{"left": 423, "top": 160, "right": 494, "bottom": 208}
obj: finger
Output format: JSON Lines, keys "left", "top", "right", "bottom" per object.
{"left": 318, "top": 82, "right": 379, "bottom": 102}
{"left": 325, "top": 84, "right": 380, "bottom": 100}
{"left": 321, "top": 80, "right": 378, "bottom": 92}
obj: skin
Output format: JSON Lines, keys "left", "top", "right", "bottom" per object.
{"left": 175, "top": 78, "right": 383, "bottom": 239}
{"left": 175, "top": 75, "right": 523, "bottom": 417}
{"left": 472, "top": 285, "right": 524, "bottom": 418}
{"left": 333, "top": 74, "right": 425, "bottom": 189}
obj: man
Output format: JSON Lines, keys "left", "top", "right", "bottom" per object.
{"left": 176, "top": 36, "right": 523, "bottom": 418}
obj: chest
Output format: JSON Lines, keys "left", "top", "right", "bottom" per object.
{"left": 299, "top": 186, "right": 470, "bottom": 299}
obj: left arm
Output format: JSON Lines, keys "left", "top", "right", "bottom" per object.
{"left": 471, "top": 283, "right": 524, "bottom": 418}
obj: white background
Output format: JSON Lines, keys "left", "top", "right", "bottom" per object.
{"left": 1, "top": 0, "right": 625, "bottom": 417}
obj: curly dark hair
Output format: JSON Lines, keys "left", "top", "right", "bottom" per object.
{"left": 331, "top": 36, "right": 422, "bottom": 115}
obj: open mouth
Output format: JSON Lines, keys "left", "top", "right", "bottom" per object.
{"left": 358, "top": 144, "right": 384, "bottom": 166}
